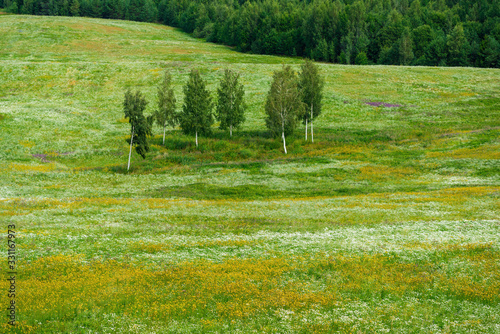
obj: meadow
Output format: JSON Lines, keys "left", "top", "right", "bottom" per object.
{"left": 0, "top": 15, "right": 499, "bottom": 333}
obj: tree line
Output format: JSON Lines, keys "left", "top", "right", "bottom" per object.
{"left": 124, "top": 60, "right": 324, "bottom": 170}
{"left": 4, "top": 0, "right": 499, "bottom": 68}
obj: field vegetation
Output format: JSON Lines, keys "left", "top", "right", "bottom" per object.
{"left": 0, "top": 15, "right": 499, "bottom": 333}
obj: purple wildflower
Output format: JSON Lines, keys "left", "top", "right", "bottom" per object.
{"left": 32, "top": 153, "right": 49, "bottom": 163}
{"left": 365, "top": 101, "right": 404, "bottom": 108}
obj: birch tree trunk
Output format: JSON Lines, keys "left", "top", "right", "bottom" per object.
{"left": 310, "top": 105, "right": 314, "bottom": 143}
{"left": 282, "top": 131, "right": 287, "bottom": 154}
{"left": 195, "top": 131, "right": 198, "bottom": 148}
{"left": 163, "top": 124, "right": 166, "bottom": 145}
{"left": 305, "top": 118, "right": 308, "bottom": 141}
{"left": 127, "top": 125, "right": 134, "bottom": 171}
{"left": 230, "top": 92, "right": 233, "bottom": 138}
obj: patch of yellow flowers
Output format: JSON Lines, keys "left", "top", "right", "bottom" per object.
{"left": 1, "top": 243, "right": 497, "bottom": 331}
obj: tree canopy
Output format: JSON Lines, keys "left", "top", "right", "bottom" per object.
{"left": 123, "top": 89, "right": 152, "bottom": 170}
{"left": 216, "top": 69, "right": 246, "bottom": 137}
{"left": 179, "top": 69, "right": 213, "bottom": 147}
{"left": 265, "top": 65, "right": 304, "bottom": 154}
{"left": 299, "top": 59, "right": 324, "bottom": 142}
{"left": 154, "top": 70, "right": 177, "bottom": 145}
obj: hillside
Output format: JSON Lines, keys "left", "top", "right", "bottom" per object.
{"left": 0, "top": 15, "right": 499, "bottom": 333}
{"left": 5, "top": 0, "right": 500, "bottom": 67}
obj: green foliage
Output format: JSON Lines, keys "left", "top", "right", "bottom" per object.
{"left": 179, "top": 69, "right": 213, "bottom": 138}
{"left": 412, "top": 25, "right": 433, "bottom": 60}
{"left": 399, "top": 27, "right": 414, "bottom": 65}
{"left": 216, "top": 69, "right": 245, "bottom": 136}
{"left": 341, "top": 31, "right": 355, "bottom": 65}
{"left": 69, "top": 0, "right": 79, "bottom": 16}
{"left": 298, "top": 59, "right": 324, "bottom": 124}
{"left": 265, "top": 65, "right": 303, "bottom": 138}
{"left": 5, "top": 0, "right": 18, "bottom": 13}
{"left": 447, "top": 24, "right": 469, "bottom": 66}
{"left": 123, "top": 89, "right": 151, "bottom": 159}
{"left": 425, "top": 30, "right": 448, "bottom": 66}
{"left": 480, "top": 35, "right": 500, "bottom": 68}
{"left": 355, "top": 51, "right": 369, "bottom": 65}
{"left": 127, "top": 0, "right": 157, "bottom": 22}
{"left": 312, "top": 39, "right": 329, "bottom": 62}
{"left": 338, "top": 51, "right": 347, "bottom": 64}
{"left": 154, "top": 70, "right": 177, "bottom": 144}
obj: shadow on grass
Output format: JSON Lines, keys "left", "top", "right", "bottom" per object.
{"left": 103, "top": 127, "right": 421, "bottom": 175}
{"left": 157, "top": 128, "right": 399, "bottom": 151}
{"left": 148, "top": 182, "right": 430, "bottom": 200}
{"left": 104, "top": 122, "right": 499, "bottom": 175}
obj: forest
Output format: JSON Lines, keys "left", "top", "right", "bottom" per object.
{"left": 2, "top": 0, "right": 499, "bottom": 68}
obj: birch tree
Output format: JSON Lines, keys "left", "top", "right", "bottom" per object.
{"left": 298, "top": 59, "right": 324, "bottom": 142}
{"left": 179, "top": 69, "right": 213, "bottom": 148}
{"left": 123, "top": 89, "right": 152, "bottom": 171}
{"left": 154, "top": 70, "right": 177, "bottom": 145}
{"left": 265, "top": 65, "right": 304, "bottom": 154}
{"left": 216, "top": 69, "right": 246, "bottom": 137}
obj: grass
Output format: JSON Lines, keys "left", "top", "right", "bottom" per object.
{"left": 0, "top": 15, "right": 499, "bottom": 333}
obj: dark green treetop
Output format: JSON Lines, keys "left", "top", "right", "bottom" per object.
{"left": 179, "top": 69, "right": 213, "bottom": 146}
{"left": 265, "top": 65, "right": 304, "bottom": 153}
{"left": 123, "top": 89, "right": 152, "bottom": 169}
{"left": 154, "top": 70, "right": 177, "bottom": 145}
{"left": 298, "top": 59, "right": 324, "bottom": 124}
{"left": 216, "top": 69, "right": 246, "bottom": 137}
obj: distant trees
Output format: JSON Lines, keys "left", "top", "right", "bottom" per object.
{"left": 151, "top": 0, "right": 499, "bottom": 68}
{"left": 179, "top": 69, "right": 213, "bottom": 148}
{"left": 447, "top": 24, "right": 469, "bottom": 66}
{"left": 298, "top": 60, "right": 324, "bottom": 142}
{"left": 3, "top": 0, "right": 19, "bottom": 13}
{"left": 20, "top": 0, "right": 500, "bottom": 68}
{"left": 154, "top": 70, "right": 177, "bottom": 145}
{"left": 123, "top": 89, "right": 152, "bottom": 171}
{"left": 128, "top": 0, "right": 157, "bottom": 22}
{"left": 412, "top": 25, "right": 433, "bottom": 61}
{"left": 481, "top": 36, "right": 500, "bottom": 68}
{"left": 424, "top": 31, "right": 448, "bottom": 66}
{"left": 399, "top": 28, "right": 415, "bottom": 65}
{"left": 216, "top": 69, "right": 245, "bottom": 137}
{"left": 265, "top": 65, "right": 304, "bottom": 154}
{"left": 69, "top": 0, "right": 80, "bottom": 16}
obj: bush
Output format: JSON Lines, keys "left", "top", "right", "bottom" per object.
{"left": 355, "top": 52, "right": 369, "bottom": 65}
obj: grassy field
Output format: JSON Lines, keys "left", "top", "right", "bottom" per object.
{"left": 1, "top": 15, "right": 499, "bottom": 333}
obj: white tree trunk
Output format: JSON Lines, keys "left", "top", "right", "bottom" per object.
{"left": 127, "top": 125, "right": 134, "bottom": 171}
{"left": 195, "top": 131, "right": 198, "bottom": 148}
{"left": 311, "top": 105, "right": 314, "bottom": 143}
{"left": 230, "top": 93, "right": 233, "bottom": 137}
{"left": 305, "top": 118, "right": 308, "bottom": 141}
{"left": 163, "top": 124, "right": 166, "bottom": 145}
{"left": 282, "top": 131, "right": 287, "bottom": 154}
